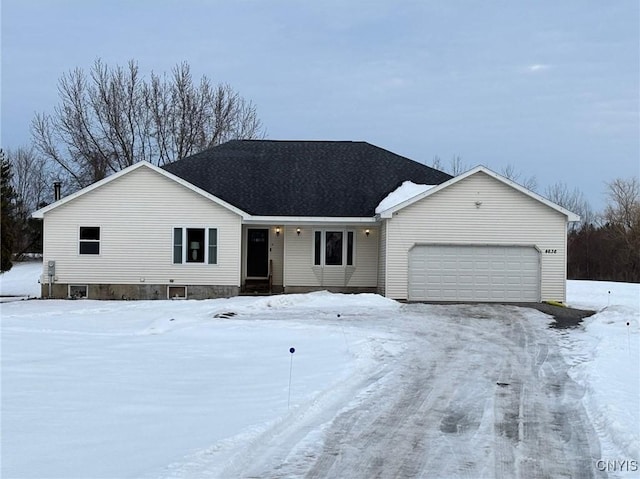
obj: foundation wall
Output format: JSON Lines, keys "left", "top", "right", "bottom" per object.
{"left": 41, "top": 283, "right": 240, "bottom": 300}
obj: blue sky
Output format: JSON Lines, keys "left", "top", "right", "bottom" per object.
{"left": 2, "top": 0, "right": 638, "bottom": 211}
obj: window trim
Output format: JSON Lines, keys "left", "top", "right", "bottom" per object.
{"left": 78, "top": 226, "right": 100, "bottom": 256}
{"left": 313, "top": 229, "right": 356, "bottom": 267}
{"left": 167, "top": 285, "right": 187, "bottom": 299}
{"left": 172, "top": 227, "right": 218, "bottom": 265}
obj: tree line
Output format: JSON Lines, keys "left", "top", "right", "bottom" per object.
{"left": 567, "top": 178, "right": 639, "bottom": 282}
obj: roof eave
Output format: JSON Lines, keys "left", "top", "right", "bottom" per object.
{"left": 243, "top": 216, "right": 378, "bottom": 225}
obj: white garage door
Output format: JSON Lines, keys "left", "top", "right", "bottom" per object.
{"left": 409, "top": 245, "right": 540, "bottom": 302}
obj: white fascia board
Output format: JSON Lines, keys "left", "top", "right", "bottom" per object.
{"left": 243, "top": 216, "right": 379, "bottom": 225}
{"left": 378, "top": 165, "right": 581, "bottom": 222}
{"left": 32, "top": 161, "right": 249, "bottom": 219}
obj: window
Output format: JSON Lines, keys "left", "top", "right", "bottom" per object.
{"left": 173, "top": 227, "right": 217, "bottom": 264}
{"left": 79, "top": 227, "right": 100, "bottom": 255}
{"left": 187, "top": 228, "right": 205, "bottom": 263}
{"left": 168, "top": 285, "right": 187, "bottom": 299}
{"left": 69, "top": 285, "right": 88, "bottom": 299}
{"left": 325, "top": 231, "right": 343, "bottom": 265}
{"left": 314, "top": 229, "right": 355, "bottom": 266}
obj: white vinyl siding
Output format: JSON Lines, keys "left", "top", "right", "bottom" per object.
{"left": 41, "top": 166, "right": 242, "bottom": 286}
{"left": 284, "top": 226, "right": 378, "bottom": 288}
{"left": 270, "top": 227, "right": 284, "bottom": 287}
{"left": 385, "top": 171, "right": 568, "bottom": 302}
{"left": 377, "top": 221, "right": 387, "bottom": 296}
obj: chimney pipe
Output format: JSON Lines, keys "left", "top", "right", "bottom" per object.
{"left": 54, "top": 181, "right": 61, "bottom": 201}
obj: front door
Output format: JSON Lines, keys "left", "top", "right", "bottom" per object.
{"left": 247, "top": 228, "right": 269, "bottom": 277}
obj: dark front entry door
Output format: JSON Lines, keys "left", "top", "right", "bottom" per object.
{"left": 247, "top": 228, "right": 269, "bottom": 277}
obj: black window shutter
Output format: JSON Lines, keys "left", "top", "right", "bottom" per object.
{"left": 173, "top": 228, "right": 183, "bottom": 264}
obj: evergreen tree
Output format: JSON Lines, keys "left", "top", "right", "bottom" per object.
{"left": 1, "top": 150, "right": 17, "bottom": 271}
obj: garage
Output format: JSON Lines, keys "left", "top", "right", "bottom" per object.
{"left": 408, "top": 244, "right": 541, "bottom": 302}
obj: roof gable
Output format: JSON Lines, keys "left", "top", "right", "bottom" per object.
{"left": 32, "top": 161, "right": 248, "bottom": 219}
{"left": 162, "top": 140, "right": 452, "bottom": 217}
{"left": 377, "top": 166, "right": 580, "bottom": 221}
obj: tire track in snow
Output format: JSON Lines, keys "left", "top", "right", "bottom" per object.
{"left": 195, "top": 305, "right": 606, "bottom": 478}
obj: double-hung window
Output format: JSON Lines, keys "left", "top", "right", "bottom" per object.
{"left": 79, "top": 227, "right": 100, "bottom": 255}
{"left": 314, "top": 230, "right": 355, "bottom": 266}
{"left": 173, "top": 227, "right": 217, "bottom": 264}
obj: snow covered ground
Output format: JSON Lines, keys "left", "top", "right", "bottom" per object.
{"left": 0, "top": 260, "right": 42, "bottom": 300}
{"left": 562, "top": 281, "right": 639, "bottom": 476}
{"left": 1, "top": 262, "right": 638, "bottom": 478}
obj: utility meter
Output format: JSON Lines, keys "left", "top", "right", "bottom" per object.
{"left": 48, "top": 261, "right": 55, "bottom": 276}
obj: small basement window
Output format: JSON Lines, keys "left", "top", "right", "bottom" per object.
{"left": 168, "top": 285, "right": 187, "bottom": 300}
{"left": 79, "top": 227, "right": 100, "bottom": 255}
{"left": 69, "top": 285, "right": 88, "bottom": 299}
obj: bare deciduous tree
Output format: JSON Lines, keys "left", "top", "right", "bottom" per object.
{"left": 4, "top": 147, "right": 58, "bottom": 257}
{"left": 430, "top": 154, "right": 468, "bottom": 175}
{"left": 430, "top": 155, "right": 443, "bottom": 171}
{"left": 500, "top": 164, "right": 538, "bottom": 192}
{"left": 603, "top": 177, "right": 640, "bottom": 278}
{"left": 449, "top": 155, "right": 468, "bottom": 175}
{"left": 544, "top": 181, "right": 594, "bottom": 231}
{"left": 32, "top": 59, "right": 264, "bottom": 189}
{"left": 604, "top": 177, "right": 640, "bottom": 232}
{"left": 6, "top": 147, "right": 56, "bottom": 215}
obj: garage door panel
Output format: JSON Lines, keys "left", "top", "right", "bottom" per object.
{"left": 409, "top": 245, "right": 540, "bottom": 302}
{"left": 458, "top": 275, "right": 473, "bottom": 285}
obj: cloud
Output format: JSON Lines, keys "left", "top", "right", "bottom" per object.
{"left": 527, "top": 64, "right": 551, "bottom": 73}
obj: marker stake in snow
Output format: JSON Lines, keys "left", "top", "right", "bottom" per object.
{"left": 338, "top": 313, "right": 349, "bottom": 351}
{"left": 288, "top": 347, "right": 295, "bottom": 410}
{"left": 627, "top": 321, "right": 631, "bottom": 356}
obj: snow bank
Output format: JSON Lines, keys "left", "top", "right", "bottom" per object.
{"left": 562, "top": 280, "right": 640, "bottom": 464}
{"left": 375, "top": 181, "right": 435, "bottom": 214}
{"left": 0, "top": 261, "right": 42, "bottom": 298}
{"left": 238, "top": 290, "right": 400, "bottom": 312}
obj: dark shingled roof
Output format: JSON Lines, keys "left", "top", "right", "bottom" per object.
{"left": 162, "top": 140, "right": 453, "bottom": 217}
